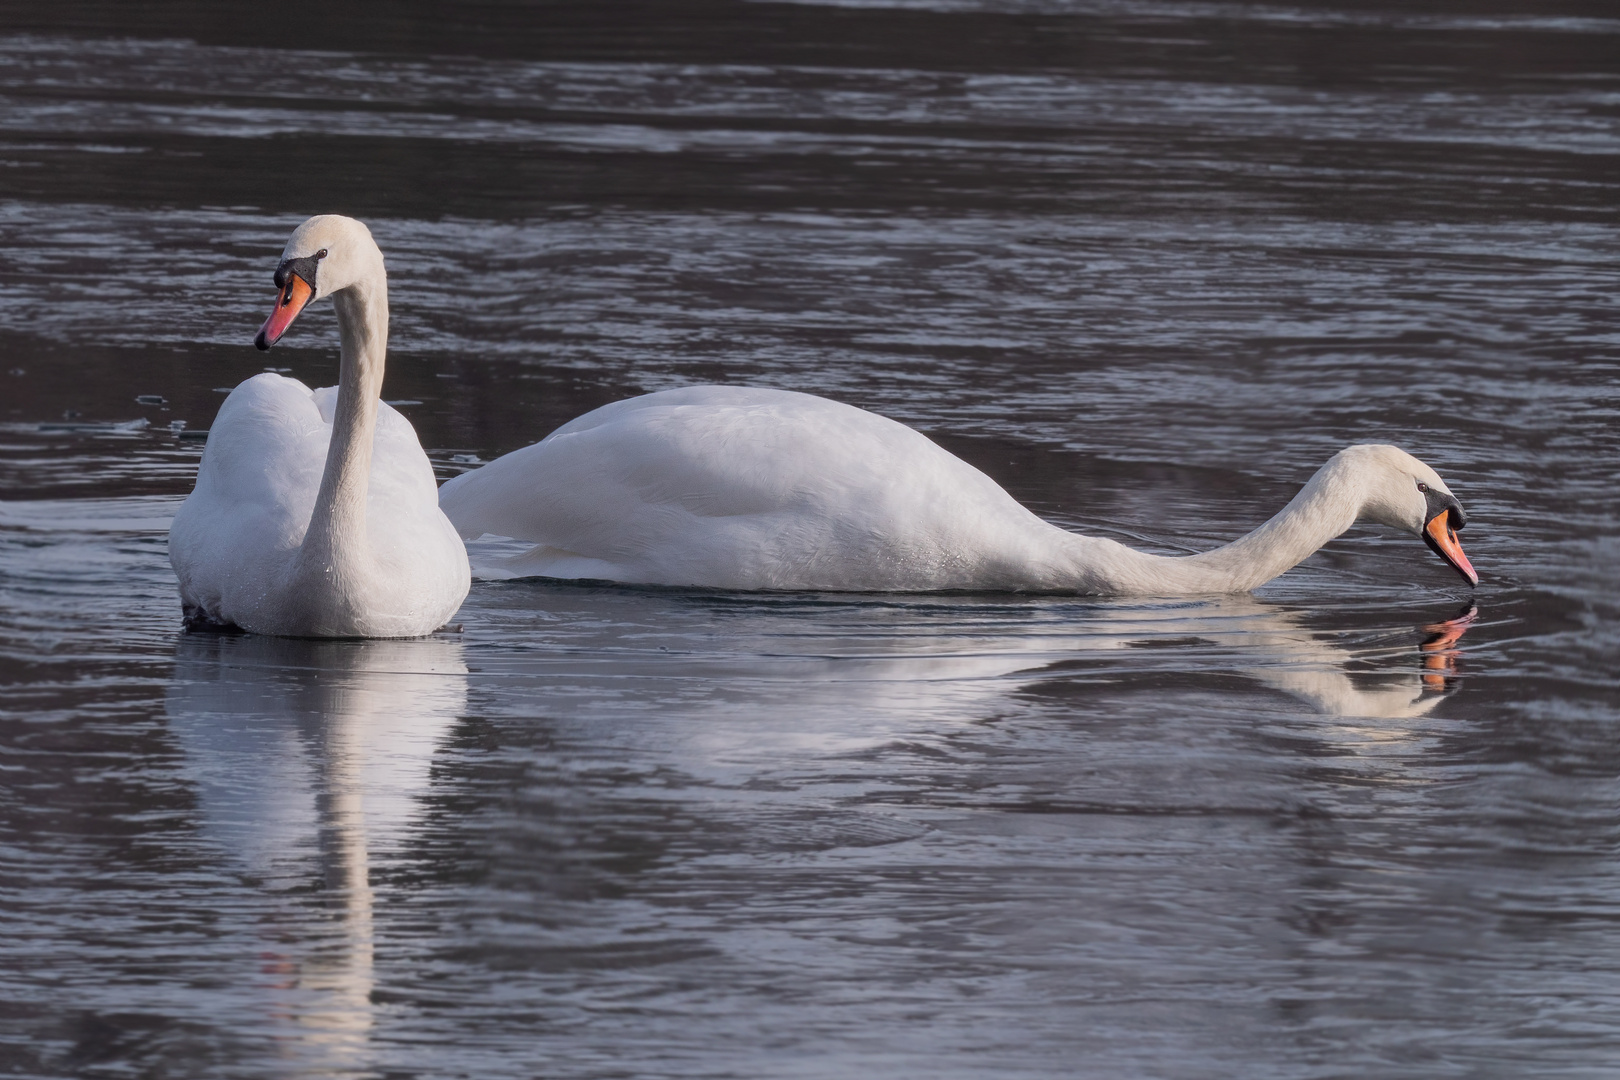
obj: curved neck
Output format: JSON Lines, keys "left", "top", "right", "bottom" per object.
{"left": 1049, "top": 454, "right": 1369, "bottom": 594}
{"left": 1171, "top": 455, "right": 1366, "bottom": 591}
{"left": 299, "top": 277, "right": 388, "bottom": 575}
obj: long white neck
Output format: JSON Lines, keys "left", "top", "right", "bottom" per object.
{"left": 1177, "top": 454, "right": 1365, "bottom": 590}
{"left": 297, "top": 277, "right": 388, "bottom": 583}
{"left": 1058, "top": 454, "right": 1368, "bottom": 594}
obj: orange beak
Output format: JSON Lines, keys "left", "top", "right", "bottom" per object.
{"left": 1423, "top": 512, "right": 1478, "bottom": 586}
{"left": 255, "top": 273, "right": 314, "bottom": 350}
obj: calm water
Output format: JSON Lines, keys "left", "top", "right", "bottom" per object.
{"left": 2, "top": 2, "right": 1618, "bottom": 1077}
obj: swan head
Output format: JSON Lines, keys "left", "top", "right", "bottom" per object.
{"left": 1341, "top": 444, "right": 1477, "bottom": 586}
{"left": 255, "top": 215, "right": 384, "bottom": 350}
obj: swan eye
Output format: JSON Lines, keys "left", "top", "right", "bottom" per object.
{"left": 1416, "top": 482, "right": 1429, "bottom": 493}
{"left": 316, "top": 248, "right": 328, "bottom": 259}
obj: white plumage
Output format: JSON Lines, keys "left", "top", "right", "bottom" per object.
{"left": 441, "top": 385, "right": 1098, "bottom": 590}
{"left": 174, "top": 217, "right": 1472, "bottom": 613}
{"left": 169, "top": 216, "right": 469, "bottom": 637}
{"left": 439, "top": 386, "right": 1477, "bottom": 594}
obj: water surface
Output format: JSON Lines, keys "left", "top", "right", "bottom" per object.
{"left": 2, "top": 2, "right": 1617, "bottom": 1077}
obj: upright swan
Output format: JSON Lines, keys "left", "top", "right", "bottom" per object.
{"left": 169, "top": 215, "right": 470, "bottom": 637}
{"left": 439, "top": 385, "right": 1477, "bottom": 594}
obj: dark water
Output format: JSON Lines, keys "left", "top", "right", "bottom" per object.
{"left": 2, "top": 3, "right": 1618, "bottom": 1076}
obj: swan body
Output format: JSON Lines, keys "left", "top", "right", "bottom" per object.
{"left": 169, "top": 215, "right": 470, "bottom": 637}
{"left": 439, "top": 385, "right": 1476, "bottom": 594}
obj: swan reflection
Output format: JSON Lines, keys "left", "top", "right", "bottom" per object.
{"left": 704, "top": 594, "right": 1481, "bottom": 761}
{"left": 677, "top": 593, "right": 1479, "bottom": 730}
{"left": 988, "top": 596, "right": 1478, "bottom": 726}
{"left": 165, "top": 633, "right": 466, "bottom": 1061}
{"left": 1161, "top": 598, "right": 1477, "bottom": 722}
{"left": 469, "top": 586, "right": 1478, "bottom": 774}
{"left": 742, "top": 592, "right": 1477, "bottom": 723}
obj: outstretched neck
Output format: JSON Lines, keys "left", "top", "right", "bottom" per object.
{"left": 298, "top": 278, "right": 388, "bottom": 580}
{"left": 1050, "top": 453, "right": 1368, "bottom": 594}
{"left": 1172, "top": 454, "right": 1366, "bottom": 591}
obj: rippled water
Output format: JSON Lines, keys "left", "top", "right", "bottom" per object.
{"left": 2, "top": 3, "right": 1618, "bottom": 1077}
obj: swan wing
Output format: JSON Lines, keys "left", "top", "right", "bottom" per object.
{"left": 170, "top": 374, "right": 331, "bottom": 584}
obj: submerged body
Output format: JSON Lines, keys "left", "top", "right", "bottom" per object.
{"left": 170, "top": 215, "right": 470, "bottom": 637}
{"left": 439, "top": 385, "right": 1476, "bottom": 594}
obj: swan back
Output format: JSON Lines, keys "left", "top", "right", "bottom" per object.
{"left": 438, "top": 386, "right": 1103, "bottom": 591}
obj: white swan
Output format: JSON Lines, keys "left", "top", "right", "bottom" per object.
{"left": 439, "top": 385, "right": 1477, "bottom": 594}
{"left": 169, "top": 215, "right": 470, "bottom": 637}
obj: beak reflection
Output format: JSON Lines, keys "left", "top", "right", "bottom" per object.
{"left": 1420, "top": 604, "right": 1477, "bottom": 690}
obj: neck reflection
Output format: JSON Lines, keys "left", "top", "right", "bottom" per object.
{"left": 1170, "top": 598, "right": 1478, "bottom": 723}
{"left": 166, "top": 632, "right": 466, "bottom": 1063}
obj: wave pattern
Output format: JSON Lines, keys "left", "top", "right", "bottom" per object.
{"left": 2, "top": 3, "right": 1618, "bottom": 1077}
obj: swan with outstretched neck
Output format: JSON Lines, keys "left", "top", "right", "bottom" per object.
{"left": 439, "top": 385, "right": 1478, "bottom": 593}
{"left": 169, "top": 215, "right": 469, "bottom": 637}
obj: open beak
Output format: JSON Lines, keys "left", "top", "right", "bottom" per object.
{"left": 1422, "top": 510, "right": 1478, "bottom": 586}
{"left": 255, "top": 274, "right": 314, "bottom": 350}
